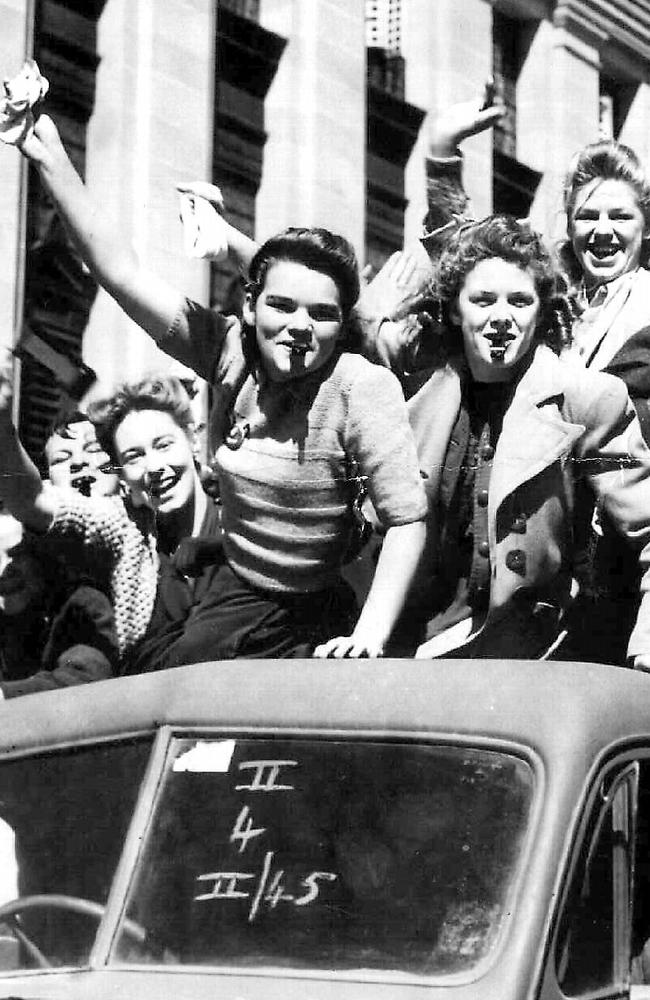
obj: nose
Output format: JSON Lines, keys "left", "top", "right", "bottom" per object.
{"left": 142, "top": 450, "right": 167, "bottom": 486}
{"left": 593, "top": 211, "right": 614, "bottom": 237}
{"left": 489, "top": 302, "right": 513, "bottom": 333}
{"left": 69, "top": 443, "right": 89, "bottom": 474}
{"left": 288, "top": 307, "right": 313, "bottom": 335}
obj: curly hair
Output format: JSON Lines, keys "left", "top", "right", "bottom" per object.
{"left": 88, "top": 375, "right": 195, "bottom": 463}
{"left": 561, "top": 139, "right": 650, "bottom": 283}
{"left": 432, "top": 215, "right": 574, "bottom": 360}
{"left": 243, "top": 227, "right": 361, "bottom": 367}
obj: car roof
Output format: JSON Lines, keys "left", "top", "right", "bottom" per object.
{"left": 2, "top": 658, "right": 650, "bottom": 768}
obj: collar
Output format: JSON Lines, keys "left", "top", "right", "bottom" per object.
{"left": 579, "top": 267, "right": 640, "bottom": 310}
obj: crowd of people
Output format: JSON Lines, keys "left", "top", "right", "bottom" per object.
{"left": 2, "top": 64, "right": 650, "bottom": 694}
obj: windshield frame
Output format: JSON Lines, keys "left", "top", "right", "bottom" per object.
{"left": 103, "top": 725, "right": 543, "bottom": 987}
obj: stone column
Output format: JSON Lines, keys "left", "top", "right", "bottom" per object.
{"left": 0, "top": 0, "right": 33, "bottom": 354}
{"left": 519, "top": 21, "right": 599, "bottom": 241}
{"left": 619, "top": 83, "right": 650, "bottom": 169}
{"left": 82, "top": 0, "right": 215, "bottom": 387}
{"left": 402, "top": 0, "right": 493, "bottom": 243}
{"left": 257, "top": 0, "right": 365, "bottom": 259}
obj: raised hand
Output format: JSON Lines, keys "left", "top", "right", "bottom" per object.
{"left": 430, "top": 77, "right": 505, "bottom": 158}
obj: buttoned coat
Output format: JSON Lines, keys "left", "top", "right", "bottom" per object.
{"left": 407, "top": 345, "right": 650, "bottom": 660}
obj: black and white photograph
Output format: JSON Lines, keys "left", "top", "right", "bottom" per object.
{"left": 1, "top": 0, "right": 650, "bottom": 994}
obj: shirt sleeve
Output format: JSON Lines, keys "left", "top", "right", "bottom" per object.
{"left": 156, "top": 297, "right": 244, "bottom": 384}
{"left": 345, "top": 364, "right": 428, "bottom": 527}
{"left": 423, "top": 152, "right": 472, "bottom": 249}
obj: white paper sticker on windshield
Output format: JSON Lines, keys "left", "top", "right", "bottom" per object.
{"left": 173, "top": 739, "right": 236, "bottom": 773}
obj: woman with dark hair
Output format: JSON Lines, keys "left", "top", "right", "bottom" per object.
{"left": 12, "top": 113, "right": 427, "bottom": 660}
{"left": 145, "top": 225, "right": 427, "bottom": 661}
{"left": 403, "top": 214, "right": 650, "bottom": 664}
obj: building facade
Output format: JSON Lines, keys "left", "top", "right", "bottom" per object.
{"left": 1, "top": 0, "right": 650, "bottom": 455}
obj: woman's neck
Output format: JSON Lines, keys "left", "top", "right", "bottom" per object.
{"left": 156, "top": 477, "right": 207, "bottom": 554}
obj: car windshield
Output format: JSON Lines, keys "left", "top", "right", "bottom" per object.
{"left": 0, "top": 738, "right": 152, "bottom": 971}
{"left": 113, "top": 737, "right": 534, "bottom": 977}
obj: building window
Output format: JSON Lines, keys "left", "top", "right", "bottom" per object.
{"left": 599, "top": 74, "right": 638, "bottom": 140}
{"left": 492, "top": 9, "right": 540, "bottom": 217}
{"left": 492, "top": 9, "right": 523, "bottom": 159}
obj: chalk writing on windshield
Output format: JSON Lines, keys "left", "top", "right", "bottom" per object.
{"left": 194, "top": 757, "right": 338, "bottom": 923}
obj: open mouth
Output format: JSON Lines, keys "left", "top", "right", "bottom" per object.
{"left": 587, "top": 244, "right": 622, "bottom": 261}
{"left": 71, "top": 474, "right": 96, "bottom": 497}
{"left": 148, "top": 476, "right": 179, "bottom": 501}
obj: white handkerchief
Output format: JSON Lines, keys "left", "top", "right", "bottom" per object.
{"left": 0, "top": 59, "right": 49, "bottom": 145}
{"left": 178, "top": 193, "right": 229, "bottom": 261}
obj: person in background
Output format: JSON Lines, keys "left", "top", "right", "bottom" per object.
{"left": 44, "top": 410, "right": 119, "bottom": 497}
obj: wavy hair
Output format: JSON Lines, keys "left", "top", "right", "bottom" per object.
{"left": 433, "top": 215, "right": 574, "bottom": 360}
{"left": 561, "top": 139, "right": 650, "bottom": 283}
{"left": 88, "top": 375, "right": 195, "bottom": 463}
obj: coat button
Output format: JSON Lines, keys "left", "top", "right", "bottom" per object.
{"left": 480, "top": 444, "right": 494, "bottom": 461}
{"left": 477, "top": 540, "right": 490, "bottom": 558}
{"left": 505, "top": 550, "right": 527, "bottom": 575}
{"left": 511, "top": 515, "right": 527, "bottom": 534}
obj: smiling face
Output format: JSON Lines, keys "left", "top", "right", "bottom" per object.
{"left": 45, "top": 419, "right": 119, "bottom": 498}
{"left": 0, "top": 515, "right": 44, "bottom": 617}
{"left": 243, "top": 261, "right": 344, "bottom": 382}
{"left": 113, "top": 409, "right": 197, "bottom": 520}
{"left": 453, "top": 258, "right": 540, "bottom": 382}
{"left": 570, "top": 178, "right": 645, "bottom": 288}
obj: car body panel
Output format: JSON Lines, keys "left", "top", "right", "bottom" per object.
{"left": 0, "top": 658, "right": 649, "bottom": 1000}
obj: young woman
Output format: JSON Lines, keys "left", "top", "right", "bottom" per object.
{"left": 403, "top": 215, "right": 650, "bottom": 666}
{"left": 12, "top": 114, "right": 427, "bottom": 660}
{"left": 560, "top": 142, "right": 650, "bottom": 403}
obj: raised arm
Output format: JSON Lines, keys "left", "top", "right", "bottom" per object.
{"left": 0, "top": 353, "right": 56, "bottom": 532}
{"left": 19, "top": 115, "right": 185, "bottom": 341}
{"left": 424, "top": 81, "right": 504, "bottom": 247}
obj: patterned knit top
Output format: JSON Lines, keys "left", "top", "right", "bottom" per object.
{"left": 215, "top": 352, "right": 427, "bottom": 592}
{"left": 47, "top": 490, "right": 159, "bottom": 655}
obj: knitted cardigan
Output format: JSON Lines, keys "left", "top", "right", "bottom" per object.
{"left": 47, "top": 491, "right": 159, "bottom": 655}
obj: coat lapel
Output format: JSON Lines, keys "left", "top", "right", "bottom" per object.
{"left": 488, "top": 347, "right": 586, "bottom": 517}
{"left": 407, "top": 363, "right": 462, "bottom": 496}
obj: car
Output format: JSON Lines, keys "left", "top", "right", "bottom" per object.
{"left": 0, "top": 657, "right": 650, "bottom": 1000}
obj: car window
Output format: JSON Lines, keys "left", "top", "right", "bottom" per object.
{"left": 113, "top": 737, "right": 533, "bottom": 977}
{"left": 0, "top": 738, "right": 152, "bottom": 972}
{"left": 555, "top": 764, "right": 637, "bottom": 996}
